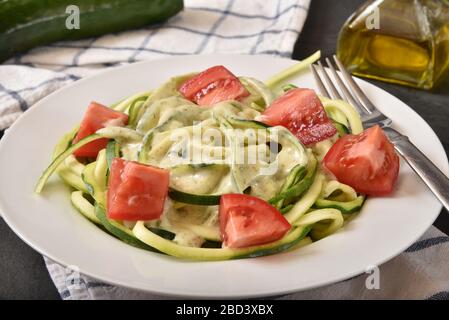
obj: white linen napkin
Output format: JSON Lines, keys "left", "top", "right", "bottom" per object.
{"left": 1, "top": 0, "right": 448, "bottom": 300}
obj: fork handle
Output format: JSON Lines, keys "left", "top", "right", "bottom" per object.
{"left": 384, "top": 127, "right": 449, "bottom": 212}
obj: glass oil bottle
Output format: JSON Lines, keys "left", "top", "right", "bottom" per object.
{"left": 337, "top": 0, "right": 449, "bottom": 89}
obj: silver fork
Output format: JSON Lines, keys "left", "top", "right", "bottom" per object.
{"left": 311, "top": 55, "right": 449, "bottom": 211}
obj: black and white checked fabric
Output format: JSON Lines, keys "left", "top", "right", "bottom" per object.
{"left": 1, "top": 0, "right": 448, "bottom": 300}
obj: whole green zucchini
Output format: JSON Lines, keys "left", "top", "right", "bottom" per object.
{"left": 0, "top": 0, "right": 184, "bottom": 62}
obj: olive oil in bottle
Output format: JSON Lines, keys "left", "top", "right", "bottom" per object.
{"left": 337, "top": 0, "right": 449, "bottom": 89}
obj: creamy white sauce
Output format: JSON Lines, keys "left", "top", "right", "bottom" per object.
{"left": 118, "top": 76, "right": 309, "bottom": 247}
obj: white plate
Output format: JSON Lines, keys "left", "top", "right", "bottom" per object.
{"left": 0, "top": 55, "right": 447, "bottom": 298}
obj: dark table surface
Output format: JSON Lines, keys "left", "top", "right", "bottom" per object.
{"left": 1, "top": 0, "right": 448, "bottom": 299}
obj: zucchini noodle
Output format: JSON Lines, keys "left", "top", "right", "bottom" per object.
{"left": 112, "top": 91, "right": 152, "bottom": 113}
{"left": 35, "top": 53, "right": 367, "bottom": 260}
{"left": 321, "top": 180, "right": 358, "bottom": 202}
{"left": 294, "top": 208, "right": 344, "bottom": 240}
{"left": 265, "top": 50, "right": 321, "bottom": 89}
{"left": 70, "top": 191, "right": 100, "bottom": 224}
{"left": 320, "top": 97, "right": 363, "bottom": 134}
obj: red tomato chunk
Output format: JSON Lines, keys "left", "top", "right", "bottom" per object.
{"left": 107, "top": 158, "right": 169, "bottom": 221}
{"left": 72, "top": 102, "right": 128, "bottom": 158}
{"left": 260, "top": 88, "right": 337, "bottom": 146}
{"left": 323, "top": 125, "right": 400, "bottom": 196}
{"left": 219, "top": 194, "right": 291, "bottom": 248}
{"left": 179, "top": 65, "right": 249, "bottom": 106}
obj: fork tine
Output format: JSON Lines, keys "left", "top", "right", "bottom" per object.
{"left": 316, "top": 61, "right": 342, "bottom": 100}
{"left": 310, "top": 64, "right": 330, "bottom": 98}
{"left": 325, "top": 57, "right": 371, "bottom": 117}
{"left": 333, "top": 55, "right": 377, "bottom": 113}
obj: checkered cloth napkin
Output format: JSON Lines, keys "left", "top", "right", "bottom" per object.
{"left": 1, "top": 0, "right": 449, "bottom": 300}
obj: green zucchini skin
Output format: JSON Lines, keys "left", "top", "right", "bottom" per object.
{"left": 105, "top": 139, "right": 119, "bottom": 171}
{"left": 332, "top": 120, "right": 350, "bottom": 137}
{"left": 313, "top": 196, "right": 366, "bottom": 214}
{"left": 269, "top": 155, "right": 317, "bottom": 206}
{"left": 227, "top": 118, "right": 271, "bottom": 129}
{"left": 94, "top": 204, "right": 159, "bottom": 252}
{"left": 271, "top": 164, "right": 306, "bottom": 209}
{"left": 35, "top": 133, "right": 102, "bottom": 194}
{"left": 168, "top": 187, "right": 221, "bottom": 206}
{"left": 0, "top": 0, "right": 183, "bottom": 62}
{"left": 234, "top": 225, "right": 312, "bottom": 259}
